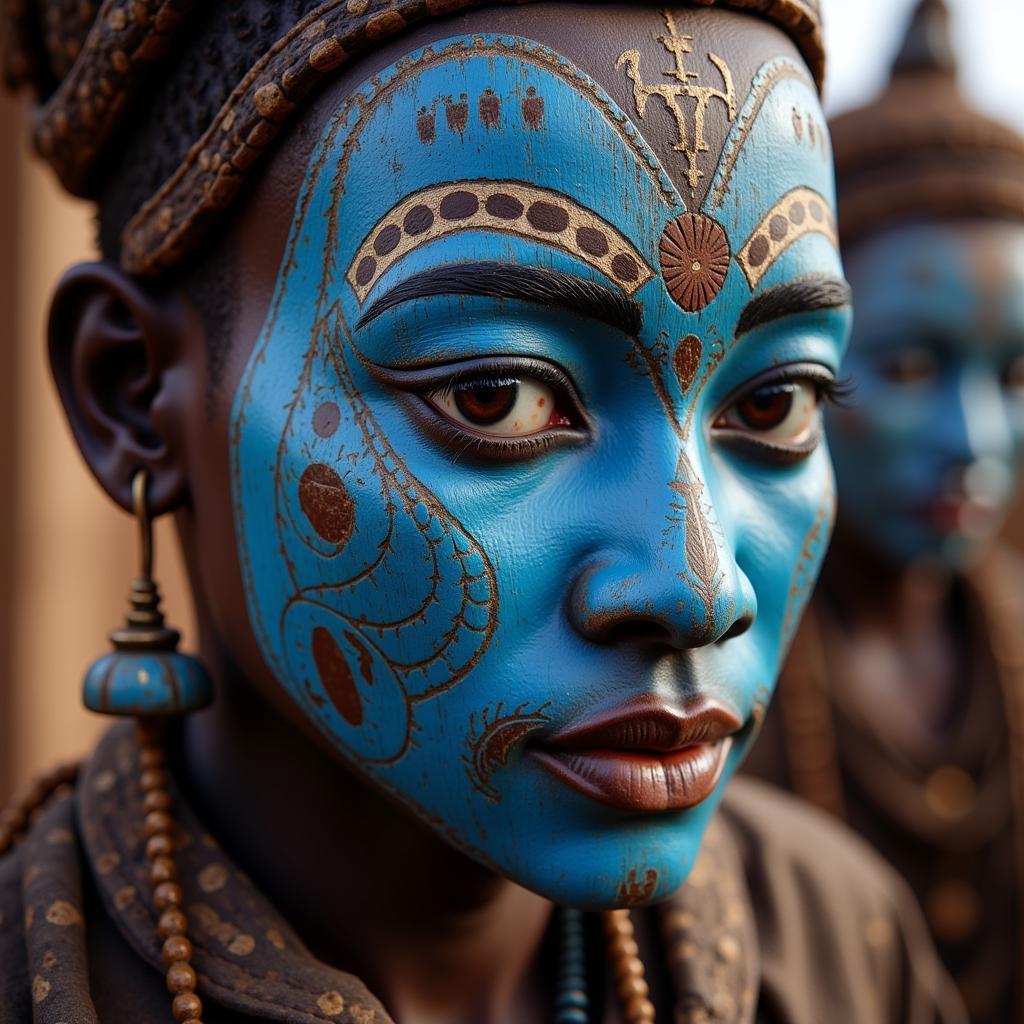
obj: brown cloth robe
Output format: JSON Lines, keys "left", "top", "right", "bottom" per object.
{"left": 0, "top": 723, "right": 964, "bottom": 1023}
{"left": 744, "top": 544, "right": 1024, "bottom": 1023}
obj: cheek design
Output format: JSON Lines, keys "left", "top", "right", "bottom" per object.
{"left": 235, "top": 318, "right": 498, "bottom": 765}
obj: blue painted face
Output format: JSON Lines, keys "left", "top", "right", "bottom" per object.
{"left": 828, "top": 220, "right": 1024, "bottom": 569}
{"left": 231, "top": 14, "right": 849, "bottom": 907}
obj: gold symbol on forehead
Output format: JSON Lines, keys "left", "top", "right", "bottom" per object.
{"left": 347, "top": 180, "right": 655, "bottom": 303}
{"left": 736, "top": 186, "right": 837, "bottom": 290}
{"left": 616, "top": 10, "right": 737, "bottom": 193}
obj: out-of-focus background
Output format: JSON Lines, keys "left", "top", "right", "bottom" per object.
{"left": 0, "top": 0, "right": 1022, "bottom": 804}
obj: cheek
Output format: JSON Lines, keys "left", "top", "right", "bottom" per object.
{"left": 232, "top": 317, "right": 500, "bottom": 770}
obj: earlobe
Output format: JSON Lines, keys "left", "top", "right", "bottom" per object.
{"left": 48, "top": 260, "right": 192, "bottom": 514}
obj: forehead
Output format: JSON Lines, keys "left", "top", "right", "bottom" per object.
{"left": 252, "top": 3, "right": 840, "bottom": 342}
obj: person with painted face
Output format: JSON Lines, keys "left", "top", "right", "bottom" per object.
{"left": 743, "top": 2, "right": 1024, "bottom": 1020}
{"left": 0, "top": 2, "right": 962, "bottom": 1022}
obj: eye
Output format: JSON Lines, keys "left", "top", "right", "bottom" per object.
{"left": 428, "top": 375, "right": 573, "bottom": 437}
{"left": 877, "top": 346, "right": 938, "bottom": 387}
{"left": 712, "top": 364, "right": 841, "bottom": 464}
{"left": 716, "top": 382, "right": 818, "bottom": 442}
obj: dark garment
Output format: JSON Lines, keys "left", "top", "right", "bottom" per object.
{"left": 744, "top": 546, "right": 1024, "bottom": 1024}
{"left": 1, "top": 723, "right": 963, "bottom": 1023}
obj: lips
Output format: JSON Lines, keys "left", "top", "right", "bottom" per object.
{"left": 531, "top": 696, "right": 740, "bottom": 813}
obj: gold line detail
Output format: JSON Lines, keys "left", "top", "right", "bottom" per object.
{"left": 735, "top": 186, "right": 837, "bottom": 290}
{"left": 346, "top": 179, "right": 655, "bottom": 303}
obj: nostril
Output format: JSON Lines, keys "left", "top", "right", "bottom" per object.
{"left": 718, "top": 610, "right": 754, "bottom": 643}
{"left": 600, "top": 618, "right": 675, "bottom": 646}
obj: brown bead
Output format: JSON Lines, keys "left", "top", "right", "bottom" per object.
{"left": 162, "top": 934, "right": 193, "bottom": 964}
{"left": 166, "top": 961, "right": 197, "bottom": 994}
{"left": 624, "top": 994, "right": 656, "bottom": 1023}
{"left": 147, "top": 834, "right": 175, "bottom": 861}
{"left": 158, "top": 909, "right": 188, "bottom": 939}
{"left": 144, "top": 811, "right": 174, "bottom": 837}
{"left": 139, "top": 746, "right": 166, "bottom": 769}
{"left": 613, "top": 951, "right": 644, "bottom": 979}
{"left": 617, "top": 972, "right": 650, "bottom": 1001}
{"left": 609, "top": 935, "right": 640, "bottom": 961}
{"left": 172, "top": 991, "right": 202, "bottom": 1021}
{"left": 144, "top": 790, "right": 173, "bottom": 813}
{"left": 150, "top": 857, "right": 178, "bottom": 885}
{"left": 141, "top": 768, "right": 169, "bottom": 792}
{"left": 154, "top": 881, "right": 184, "bottom": 909}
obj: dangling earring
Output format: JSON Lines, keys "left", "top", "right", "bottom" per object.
{"left": 82, "top": 468, "right": 212, "bottom": 717}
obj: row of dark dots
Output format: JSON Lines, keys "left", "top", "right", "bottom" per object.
{"left": 747, "top": 197, "right": 827, "bottom": 268}
{"left": 354, "top": 190, "right": 642, "bottom": 287}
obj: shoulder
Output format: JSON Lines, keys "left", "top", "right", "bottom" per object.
{"left": 719, "top": 777, "right": 967, "bottom": 1023}
{"left": 0, "top": 827, "right": 32, "bottom": 1022}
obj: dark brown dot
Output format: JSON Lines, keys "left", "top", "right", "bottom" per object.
{"left": 485, "top": 193, "right": 524, "bottom": 220}
{"left": 527, "top": 201, "right": 569, "bottom": 234}
{"left": 298, "top": 463, "right": 355, "bottom": 547}
{"left": 769, "top": 215, "right": 789, "bottom": 242}
{"left": 374, "top": 224, "right": 401, "bottom": 255}
{"left": 440, "top": 190, "right": 479, "bottom": 221}
{"left": 789, "top": 201, "right": 806, "bottom": 225}
{"left": 313, "top": 402, "right": 340, "bottom": 438}
{"left": 355, "top": 256, "right": 376, "bottom": 287}
{"left": 674, "top": 334, "right": 702, "bottom": 394}
{"left": 404, "top": 204, "right": 434, "bottom": 236}
{"left": 809, "top": 200, "right": 824, "bottom": 222}
{"left": 311, "top": 626, "right": 364, "bottom": 727}
{"left": 576, "top": 226, "right": 609, "bottom": 257}
{"left": 747, "top": 234, "right": 771, "bottom": 267}
{"left": 611, "top": 252, "right": 640, "bottom": 283}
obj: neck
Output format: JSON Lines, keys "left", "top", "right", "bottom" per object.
{"left": 174, "top": 647, "right": 552, "bottom": 1024}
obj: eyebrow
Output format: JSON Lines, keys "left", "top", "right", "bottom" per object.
{"left": 356, "top": 262, "right": 643, "bottom": 337}
{"left": 736, "top": 273, "right": 852, "bottom": 338}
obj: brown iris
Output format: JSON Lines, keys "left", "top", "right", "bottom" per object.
{"left": 735, "top": 385, "right": 795, "bottom": 431}
{"left": 453, "top": 381, "right": 519, "bottom": 426}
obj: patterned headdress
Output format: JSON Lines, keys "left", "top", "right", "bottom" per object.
{"left": 2, "top": 0, "right": 824, "bottom": 276}
{"left": 830, "top": 0, "right": 1024, "bottom": 244}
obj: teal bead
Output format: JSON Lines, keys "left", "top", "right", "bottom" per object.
{"left": 82, "top": 649, "right": 212, "bottom": 717}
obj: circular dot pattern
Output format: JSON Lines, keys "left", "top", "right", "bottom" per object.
{"left": 298, "top": 463, "right": 355, "bottom": 547}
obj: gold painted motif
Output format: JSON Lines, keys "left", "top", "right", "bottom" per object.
{"left": 347, "top": 179, "right": 655, "bottom": 303}
{"left": 736, "top": 186, "right": 838, "bottom": 290}
{"left": 616, "top": 10, "right": 737, "bottom": 192}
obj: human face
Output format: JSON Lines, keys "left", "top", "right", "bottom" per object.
{"left": 230, "top": 6, "right": 849, "bottom": 907}
{"left": 828, "top": 220, "right": 1024, "bottom": 569}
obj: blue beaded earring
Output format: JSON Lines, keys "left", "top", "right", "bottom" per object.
{"left": 82, "top": 469, "right": 213, "bottom": 717}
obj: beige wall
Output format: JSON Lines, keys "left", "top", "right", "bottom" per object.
{"left": 2, "top": 96, "right": 193, "bottom": 804}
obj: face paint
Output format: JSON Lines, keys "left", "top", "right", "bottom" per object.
{"left": 828, "top": 220, "right": 1024, "bottom": 570}
{"left": 231, "top": 11, "right": 849, "bottom": 907}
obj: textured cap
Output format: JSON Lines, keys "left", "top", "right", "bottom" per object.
{"left": 830, "top": 0, "right": 1024, "bottom": 243}
{"left": 3, "top": 0, "right": 825, "bottom": 276}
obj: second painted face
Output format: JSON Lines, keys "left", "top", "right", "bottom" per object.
{"left": 828, "top": 220, "right": 1024, "bottom": 569}
{"left": 230, "top": 5, "right": 849, "bottom": 907}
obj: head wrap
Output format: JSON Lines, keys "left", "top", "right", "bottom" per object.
{"left": 3, "top": 0, "right": 824, "bottom": 276}
{"left": 830, "top": 0, "right": 1024, "bottom": 245}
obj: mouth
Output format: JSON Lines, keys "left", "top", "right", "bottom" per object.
{"left": 530, "top": 696, "right": 741, "bottom": 814}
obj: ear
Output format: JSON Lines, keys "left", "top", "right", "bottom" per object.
{"left": 48, "top": 261, "right": 194, "bottom": 514}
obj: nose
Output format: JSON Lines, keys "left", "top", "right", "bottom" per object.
{"left": 569, "top": 464, "right": 757, "bottom": 650}
{"left": 953, "top": 367, "right": 1014, "bottom": 467}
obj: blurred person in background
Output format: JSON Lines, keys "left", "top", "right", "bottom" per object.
{"left": 744, "top": 1, "right": 1024, "bottom": 1020}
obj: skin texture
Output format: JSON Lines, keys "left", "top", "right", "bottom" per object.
{"left": 828, "top": 219, "right": 1024, "bottom": 570}
{"left": 47, "top": 6, "right": 849, "bottom": 1019}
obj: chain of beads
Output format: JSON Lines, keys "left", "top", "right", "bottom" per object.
{"left": 554, "top": 907, "right": 589, "bottom": 1024}
{"left": 603, "top": 909, "right": 656, "bottom": 1024}
{"left": 0, "top": 761, "right": 79, "bottom": 855}
{"left": 137, "top": 720, "right": 204, "bottom": 1024}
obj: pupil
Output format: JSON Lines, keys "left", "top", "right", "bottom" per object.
{"left": 738, "top": 386, "right": 793, "bottom": 430}
{"left": 454, "top": 380, "right": 518, "bottom": 426}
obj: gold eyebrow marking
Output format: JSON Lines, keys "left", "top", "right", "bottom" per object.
{"left": 347, "top": 179, "right": 655, "bottom": 304}
{"left": 736, "top": 186, "right": 838, "bottom": 290}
